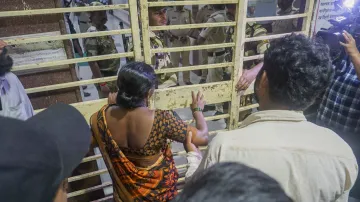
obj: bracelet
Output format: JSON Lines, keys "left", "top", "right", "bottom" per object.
{"left": 100, "top": 83, "right": 107, "bottom": 87}
{"left": 192, "top": 107, "right": 203, "bottom": 114}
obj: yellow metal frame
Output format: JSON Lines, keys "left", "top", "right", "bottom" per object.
{"left": 1, "top": 0, "right": 316, "bottom": 200}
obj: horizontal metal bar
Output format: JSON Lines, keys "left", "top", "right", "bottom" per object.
{"left": 243, "top": 54, "right": 264, "bottom": 62}
{"left": 148, "top": 0, "right": 237, "bottom": 7}
{"left": 185, "top": 114, "right": 230, "bottom": 124}
{"left": 239, "top": 103, "right": 259, "bottom": 112}
{"left": 4, "top": 29, "right": 131, "bottom": 45}
{"left": 243, "top": 89, "right": 254, "bottom": 96}
{"left": 150, "top": 22, "right": 236, "bottom": 31}
{"left": 68, "top": 163, "right": 189, "bottom": 183}
{"left": 25, "top": 76, "right": 117, "bottom": 94}
{"left": 151, "top": 43, "right": 235, "bottom": 54}
{"left": 13, "top": 52, "right": 134, "bottom": 72}
{"left": 81, "top": 154, "right": 103, "bottom": 163}
{"left": 90, "top": 196, "right": 114, "bottom": 202}
{"left": 68, "top": 169, "right": 108, "bottom": 182}
{"left": 26, "top": 63, "right": 233, "bottom": 94}
{"left": 68, "top": 175, "right": 186, "bottom": 198}
{"left": 205, "top": 113, "right": 230, "bottom": 121}
{"left": 246, "top": 13, "right": 307, "bottom": 23}
{"left": 155, "top": 62, "right": 233, "bottom": 74}
{"left": 0, "top": 4, "right": 129, "bottom": 18}
{"left": 67, "top": 182, "right": 112, "bottom": 198}
{"left": 176, "top": 164, "right": 188, "bottom": 170}
{"left": 245, "top": 31, "right": 305, "bottom": 43}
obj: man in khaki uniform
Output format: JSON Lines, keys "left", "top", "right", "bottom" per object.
{"left": 148, "top": 5, "right": 178, "bottom": 88}
{"left": 226, "top": 3, "right": 269, "bottom": 121}
{"left": 197, "top": 4, "right": 227, "bottom": 115}
{"left": 84, "top": 1, "right": 119, "bottom": 98}
{"left": 272, "top": 0, "right": 299, "bottom": 34}
{"left": 195, "top": 5, "right": 215, "bottom": 84}
{"left": 166, "top": 5, "right": 194, "bottom": 85}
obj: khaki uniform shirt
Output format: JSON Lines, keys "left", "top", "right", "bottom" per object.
{"left": 199, "top": 10, "right": 227, "bottom": 53}
{"left": 187, "top": 110, "right": 358, "bottom": 202}
{"left": 272, "top": 7, "right": 299, "bottom": 34}
{"left": 149, "top": 31, "right": 178, "bottom": 88}
{"left": 167, "top": 7, "right": 194, "bottom": 37}
{"left": 195, "top": 5, "right": 215, "bottom": 24}
{"left": 84, "top": 25, "right": 120, "bottom": 74}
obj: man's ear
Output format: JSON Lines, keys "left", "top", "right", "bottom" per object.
{"left": 148, "top": 88, "right": 155, "bottom": 98}
{"left": 260, "top": 70, "right": 268, "bottom": 89}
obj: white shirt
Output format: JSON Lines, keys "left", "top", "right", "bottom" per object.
{"left": 186, "top": 110, "right": 358, "bottom": 202}
{"left": 0, "top": 72, "right": 34, "bottom": 120}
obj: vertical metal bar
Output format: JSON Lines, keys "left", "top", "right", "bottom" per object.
{"left": 129, "top": 0, "right": 143, "bottom": 61}
{"left": 140, "top": 0, "right": 152, "bottom": 64}
{"left": 139, "top": 0, "right": 155, "bottom": 109}
{"left": 302, "top": 0, "right": 315, "bottom": 36}
{"left": 229, "top": 0, "right": 248, "bottom": 129}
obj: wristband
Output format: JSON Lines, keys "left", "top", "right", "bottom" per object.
{"left": 100, "top": 83, "right": 107, "bottom": 87}
{"left": 192, "top": 107, "right": 203, "bottom": 114}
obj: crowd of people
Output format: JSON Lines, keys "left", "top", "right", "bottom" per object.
{"left": 0, "top": 0, "right": 360, "bottom": 202}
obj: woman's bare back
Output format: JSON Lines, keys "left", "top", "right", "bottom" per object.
{"left": 105, "top": 105, "right": 156, "bottom": 151}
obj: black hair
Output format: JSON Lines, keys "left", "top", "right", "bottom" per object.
{"left": 172, "top": 162, "right": 293, "bottom": 202}
{"left": 262, "top": 34, "right": 333, "bottom": 110}
{"left": 225, "top": 4, "right": 236, "bottom": 9}
{"left": 116, "top": 62, "right": 156, "bottom": 109}
{"left": 212, "top": 4, "right": 225, "bottom": 10}
{"left": 0, "top": 48, "right": 13, "bottom": 77}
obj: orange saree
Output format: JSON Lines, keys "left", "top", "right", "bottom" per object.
{"left": 90, "top": 105, "right": 179, "bottom": 202}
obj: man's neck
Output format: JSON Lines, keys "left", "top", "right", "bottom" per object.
{"left": 93, "top": 24, "right": 106, "bottom": 30}
{"left": 258, "top": 103, "right": 289, "bottom": 111}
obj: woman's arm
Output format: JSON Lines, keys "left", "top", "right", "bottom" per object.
{"left": 190, "top": 91, "right": 209, "bottom": 146}
{"left": 165, "top": 91, "right": 209, "bottom": 146}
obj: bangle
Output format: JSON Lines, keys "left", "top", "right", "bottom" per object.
{"left": 100, "top": 83, "right": 107, "bottom": 87}
{"left": 192, "top": 107, "right": 202, "bottom": 114}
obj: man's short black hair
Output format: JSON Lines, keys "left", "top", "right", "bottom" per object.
{"left": 172, "top": 162, "right": 293, "bottom": 202}
{"left": 0, "top": 48, "right": 13, "bottom": 77}
{"left": 212, "top": 4, "right": 225, "bottom": 10}
{"left": 262, "top": 34, "right": 333, "bottom": 110}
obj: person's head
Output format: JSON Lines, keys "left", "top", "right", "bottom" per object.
{"left": 226, "top": 2, "right": 255, "bottom": 18}
{"left": 0, "top": 47, "right": 13, "bottom": 77}
{"left": 225, "top": 4, "right": 236, "bottom": 21}
{"left": 89, "top": 2, "right": 107, "bottom": 27}
{"left": 148, "top": 6, "right": 167, "bottom": 26}
{"left": 0, "top": 103, "right": 91, "bottom": 202}
{"left": 175, "top": 5, "right": 184, "bottom": 11}
{"left": 172, "top": 162, "right": 293, "bottom": 202}
{"left": 116, "top": 62, "right": 156, "bottom": 108}
{"left": 247, "top": 0, "right": 256, "bottom": 17}
{"left": 255, "top": 34, "right": 333, "bottom": 111}
{"left": 212, "top": 4, "right": 225, "bottom": 10}
{"left": 278, "top": 0, "right": 294, "bottom": 11}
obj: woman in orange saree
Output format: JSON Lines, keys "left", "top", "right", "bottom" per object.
{"left": 90, "top": 62, "right": 209, "bottom": 201}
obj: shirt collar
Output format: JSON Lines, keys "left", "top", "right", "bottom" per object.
{"left": 0, "top": 76, "right": 10, "bottom": 95}
{"left": 278, "top": 7, "right": 293, "bottom": 15}
{"left": 210, "top": 10, "right": 225, "bottom": 18}
{"left": 149, "top": 30, "right": 161, "bottom": 39}
{"left": 240, "top": 110, "right": 306, "bottom": 128}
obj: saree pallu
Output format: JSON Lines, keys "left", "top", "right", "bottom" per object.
{"left": 90, "top": 106, "right": 179, "bottom": 202}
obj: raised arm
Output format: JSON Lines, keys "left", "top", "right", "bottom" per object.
{"left": 164, "top": 91, "right": 209, "bottom": 146}
{"left": 340, "top": 31, "right": 360, "bottom": 79}
{"left": 189, "top": 91, "right": 209, "bottom": 146}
